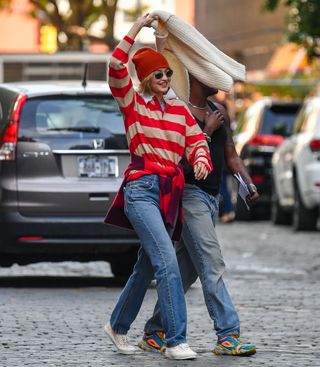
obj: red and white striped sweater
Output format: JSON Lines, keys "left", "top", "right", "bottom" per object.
{"left": 104, "top": 35, "right": 212, "bottom": 239}
{"left": 108, "top": 35, "right": 211, "bottom": 171}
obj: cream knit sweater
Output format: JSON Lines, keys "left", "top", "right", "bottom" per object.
{"left": 150, "top": 10, "right": 246, "bottom": 98}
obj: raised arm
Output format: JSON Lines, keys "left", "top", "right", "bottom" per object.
{"left": 108, "top": 14, "right": 155, "bottom": 111}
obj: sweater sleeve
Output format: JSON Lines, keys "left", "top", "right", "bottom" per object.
{"left": 184, "top": 106, "right": 213, "bottom": 172}
{"left": 108, "top": 35, "right": 136, "bottom": 112}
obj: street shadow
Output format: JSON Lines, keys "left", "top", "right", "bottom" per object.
{"left": 0, "top": 275, "right": 128, "bottom": 288}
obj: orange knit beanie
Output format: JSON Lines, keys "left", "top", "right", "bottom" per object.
{"left": 132, "top": 47, "right": 170, "bottom": 82}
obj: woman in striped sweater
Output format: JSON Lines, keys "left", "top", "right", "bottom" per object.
{"left": 104, "top": 14, "right": 212, "bottom": 360}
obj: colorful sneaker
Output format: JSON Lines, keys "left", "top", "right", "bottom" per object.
{"left": 213, "top": 335, "right": 256, "bottom": 356}
{"left": 138, "top": 332, "right": 166, "bottom": 353}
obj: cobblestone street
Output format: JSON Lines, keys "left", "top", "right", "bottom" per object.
{"left": 1, "top": 221, "right": 319, "bottom": 367}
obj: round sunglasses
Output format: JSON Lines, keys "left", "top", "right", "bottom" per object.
{"left": 154, "top": 69, "right": 173, "bottom": 80}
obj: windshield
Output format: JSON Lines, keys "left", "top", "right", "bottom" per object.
{"left": 18, "top": 96, "right": 127, "bottom": 150}
{"left": 260, "top": 104, "right": 300, "bottom": 136}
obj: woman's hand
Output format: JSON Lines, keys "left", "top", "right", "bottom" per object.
{"left": 194, "top": 162, "right": 210, "bottom": 180}
{"left": 203, "top": 109, "right": 224, "bottom": 135}
{"left": 135, "top": 13, "right": 156, "bottom": 29}
{"left": 128, "top": 13, "right": 156, "bottom": 40}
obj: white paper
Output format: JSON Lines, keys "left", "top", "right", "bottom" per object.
{"left": 234, "top": 173, "right": 250, "bottom": 210}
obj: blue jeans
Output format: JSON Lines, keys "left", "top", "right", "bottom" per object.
{"left": 221, "top": 173, "right": 234, "bottom": 213}
{"left": 109, "top": 174, "right": 187, "bottom": 347}
{"left": 144, "top": 184, "right": 240, "bottom": 338}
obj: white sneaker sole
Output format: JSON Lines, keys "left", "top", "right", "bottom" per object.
{"left": 165, "top": 351, "right": 197, "bottom": 360}
{"left": 165, "top": 354, "right": 197, "bottom": 360}
{"left": 104, "top": 324, "right": 140, "bottom": 355}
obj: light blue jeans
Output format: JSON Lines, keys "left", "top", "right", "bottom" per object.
{"left": 109, "top": 174, "right": 187, "bottom": 347}
{"left": 144, "top": 184, "right": 240, "bottom": 338}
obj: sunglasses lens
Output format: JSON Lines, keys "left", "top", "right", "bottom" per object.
{"left": 166, "top": 69, "right": 173, "bottom": 77}
{"left": 154, "top": 69, "right": 173, "bottom": 79}
{"left": 154, "top": 72, "right": 163, "bottom": 79}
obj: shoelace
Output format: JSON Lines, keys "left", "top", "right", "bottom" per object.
{"left": 117, "top": 334, "right": 130, "bottom": 347}
{"left": 177, "top": 343, "right": 191, "bottom": 351}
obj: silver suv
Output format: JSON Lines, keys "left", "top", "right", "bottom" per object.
{"left": 0, "top": 81, "right": 138, "bottom": 276}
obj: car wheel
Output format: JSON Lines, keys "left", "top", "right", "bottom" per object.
{"left": 0, "top": 255, "right": 14, "bottom": 267}
{"left": 293, "top": 184, "right": 318, "bottom": 231}
{"left": 110, "top": 261, "right": 135, "bottom": 278}
{"left": 110, "top": 251, "right": 137, "bottom": 278}
{"left": 271, "top": 183, "right": 292, "bottom": 225}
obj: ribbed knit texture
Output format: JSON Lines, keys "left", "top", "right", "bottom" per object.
{"left": 104, "top": 35, "right": 212, "bottom": 239}
{"left": 150, "top": 10, "right": 246, "bottom": 94}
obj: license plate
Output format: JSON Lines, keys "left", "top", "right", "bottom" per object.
{"left": 78, "top": 156, "right": 118, "bottom": 178}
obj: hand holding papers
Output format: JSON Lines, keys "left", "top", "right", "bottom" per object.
{"left": 234, "top": 173, "right": 251, "bottom": 210}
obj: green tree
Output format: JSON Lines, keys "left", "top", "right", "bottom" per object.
{"left": 1, "top": 0, "right": 119, "bottom": 51}
{"left": 263, "top": 0, "right": 320, "bottom": 58}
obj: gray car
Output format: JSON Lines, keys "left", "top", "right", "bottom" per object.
{"left": 0, "top": 81, "right": 139, "bottom": 277}
{"left": 233, "top": 97, "right": 301, "bottom": 220}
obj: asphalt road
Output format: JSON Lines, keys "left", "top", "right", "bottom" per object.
{"left": 0, "top": 221, "right": 319, "bottom": 367}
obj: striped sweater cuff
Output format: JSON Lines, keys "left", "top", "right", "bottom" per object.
{"left": 193, "top": 150, "right": 213, "bottom": 172}
{"left": 124, "top": 35, "right": 135, "bottom": 45}
{"left": 194, "top": 157, "right": 213, "bottom": 172}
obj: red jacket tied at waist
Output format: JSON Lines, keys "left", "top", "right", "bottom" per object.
{"left": 104, "top": 155, "right": 185, "bottom": 241}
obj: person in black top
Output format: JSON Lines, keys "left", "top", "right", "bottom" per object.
{"left": 138, "top": 74, "right": 260, "bottom": 356}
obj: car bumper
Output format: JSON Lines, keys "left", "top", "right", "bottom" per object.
{"left": 0, "top": 211, "right": 139, "bottom": 255}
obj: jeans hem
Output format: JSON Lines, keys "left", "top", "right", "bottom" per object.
{"left": 217, "top": 329, "right": 240, "bottom": 339}
{"left": 166, "top": 339, "right": 187, "bottom": 348}
{"left": 144, "top": 326, "right": 164, "bottom": 334}
{"left": 112, "top": 326, "right": 129, "bottom": 335}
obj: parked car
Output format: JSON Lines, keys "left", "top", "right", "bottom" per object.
{"left": 233, "top": 98, "right": 301, "bottom": 220}
{"left": 0, "top": 81, "right": 139, "bottom": 276}
{"left": 271, "top": 96, "right": 320, "bottom": 231}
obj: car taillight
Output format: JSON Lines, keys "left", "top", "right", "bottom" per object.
{"left": 249, "top": 134, "right": 284, "bottom": 146}
{"left": 251, "top": 174, "right": 266, "bottom": 185}
{"left": 0, "top": 94, "right": 27, "bottom": 161}
{"left": 18, "top": 236, "right": 44, "bottom": 242}
{"left": 310, "top": 139, "right": 320, "bottom": 152}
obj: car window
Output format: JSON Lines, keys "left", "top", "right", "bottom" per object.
{"left": 292, "top": 106, "right": 307, "bottom": 134}
{"left": 260, "top": 104, "right": 300, "bottom": 136}
{"left": 0, "top": 87, "right": 17, "bottom": 134}
{"left": 22, "top": 97, "right": 124, "bottom": 133}
{"left": 300, "top": 106, "right": 319, "bottom": 133}
{"left": 18, "top": 96, "right": 127, "bottom": 150}
{"left": 292, "top": 100, "right": 319, "bottom": 134}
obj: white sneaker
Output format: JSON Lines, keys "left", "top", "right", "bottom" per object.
{"left": 104, "top": 322, "right": 139, "bottom": 354}
{"left": 165, "top": 343, "right": 197, "bottom": 360}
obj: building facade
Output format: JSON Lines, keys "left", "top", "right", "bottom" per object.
{"left": 195, "top": 0, "right": 288, "bottom": 79}
{"left": 114, "top": 0, "right": 194, "bottom": 42}
{"left": 0, "top": 0, "right": 39, "bottom": 53}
